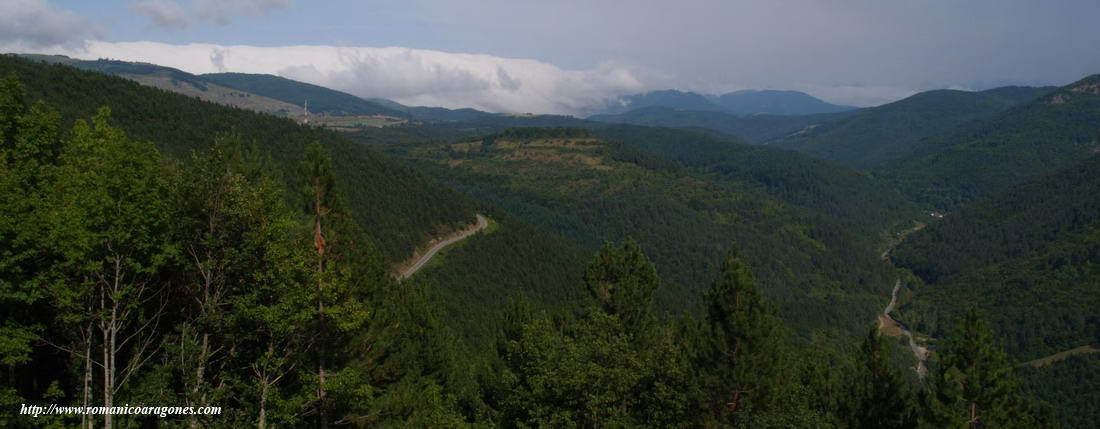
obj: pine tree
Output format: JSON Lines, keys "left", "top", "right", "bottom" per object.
{"left": 582, "top": 239, "right": 659, "bottom": 338}
{"left": 847, "top": 327, "right": 915, "bottom": 429}
{"left": 298, "top": 141, "right": 371, "bottom": 428}
{"left": 698, "top": 249, "right": 786, "bottom": 425}
{"left": 926, "top": 308, "right": 1055, "bottom": 428}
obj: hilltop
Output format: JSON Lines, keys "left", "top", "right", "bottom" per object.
{"left": 713, "top": 89, "right": 856, "bottom": 116}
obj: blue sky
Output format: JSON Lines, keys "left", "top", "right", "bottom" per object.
{"left": 4, "top": 0, "right": 1100, "bottom": 114}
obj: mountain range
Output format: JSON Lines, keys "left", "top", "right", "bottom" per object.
{"left": 599, "top": 88, "right": 856, "bottom": 117}
{"left": 4, "top": 52, "right": 1100, "bottom": 428}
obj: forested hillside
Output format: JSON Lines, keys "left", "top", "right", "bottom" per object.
{"left": 365, "top": 125, "right": 916, "bottom": 340}
{"left": 0, "top": 55, "right": 474, "bottom": 263}
{"left": 775, "top": 86, "right": 1053, "bottom": 171}
{"left": 201, "top": 72, "right": 406, "bottom": 117}
{"left": 881, "top": 76, "right": 1100, "bottom": 209}
{"left": 891, "top": 155, "right": 1100, "bottom": 428}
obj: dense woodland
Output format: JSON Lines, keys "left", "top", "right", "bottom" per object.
{"left": 773, "top": 87, "right": 1054, "bottom": 171}
{"left": 1, "top": 55, "right": 1097, "bottom": 427}
{"left": 383, "top": 125, "right": 906, "bottom": 340}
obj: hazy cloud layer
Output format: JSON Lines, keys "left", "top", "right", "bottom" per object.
{"left": 400, "top": 0, "right": 1100, "bottom": 106}
{"left": 130, "top": 0, "right": 291, "bottom": 29}
{"left": 196, "top": 0, "right": 290, "bottom": 25}
{"left": 0, "top": 0, "right": 96, "bottom": 50}
{"left": 131, "top": 0, "right": 191, "bottom": 30}
{"left": 38, "top": 41, "right": 649, "bottom": 114}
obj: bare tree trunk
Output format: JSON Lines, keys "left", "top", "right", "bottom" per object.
{"left": 189, "top": 332, "right": 210, "bottom": 429}
{"left": 83, "top": 323, "right": 94, "bottom": 429}
{"left": 101, "top": 281, "right": 113, "bottom": 429}
{"left": 253, "top": 342, "right": 293, "bottom": 429}
{"left": 258, "top": 378, "right": 269, "bottom": 429}
{"left": 97, "top": 253, "right": 165, "bottom": 429}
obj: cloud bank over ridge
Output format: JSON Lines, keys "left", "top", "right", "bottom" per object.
{"left": 0, "top": 0, "right": 97, "bottom": 50}
{"left": 23, "top": 41, "right": 652, "bottom": 115}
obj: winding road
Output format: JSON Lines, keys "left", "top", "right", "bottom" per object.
{"left": 883, "top": 280, "right": 929, "bottom": 378}
{"left": 398, "top": 214, "right": 488, "bottom": 281}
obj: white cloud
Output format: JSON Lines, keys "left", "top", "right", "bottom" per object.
{"left": 131, "top": 0, "right": 191, "bottom": 30}
{"left": 0, "top": 0, "right": 96, "bottom": 50}
{"left": 35, "top": 40, "right": 650, "bottom": 115}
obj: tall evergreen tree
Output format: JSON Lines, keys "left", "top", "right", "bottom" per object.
{"left": 846, "top": 327, "right": 915, "bottom": 429}
{"left": 582, "top": 239, "right": 659, "bottom": 338}
{"left": 698, "top": 249, "right": 786, "bottom": 425}
{"left": 926, "top": 308, "right": 1054, "bottom": 428}
{"left": 298, "top": 141, "right": 371, "bottom": 428}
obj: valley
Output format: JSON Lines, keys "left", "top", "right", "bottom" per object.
{"left": 2, "top": 51, "right": 1098, "bottom": 428}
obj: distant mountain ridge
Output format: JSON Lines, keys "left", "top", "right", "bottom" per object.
{"left": 774, "top": 86, "right": 1056, "bottom": 170}
{"left": 602, "top": 88, "right": 855, "bottom": 117}
{"left": 588, "top": 106, "right": 845, "bottom": 143}
{"left": 714, "top": 89, "right": 856, "bottom": 116}
{"left": 201, "top": 72, "right": 407, "bottom": 117}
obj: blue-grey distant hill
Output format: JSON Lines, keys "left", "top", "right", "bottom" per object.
{"left": 604, "top": 88, "right": 854, "bottom": 116}
{"left": 714, "top": 89, "right": 856, "bottom": 116}
{"left": 588, "top": 106, "right": 845, "bottom": 143}
{"left": 774, "top": 86, "right": 1055, "bottom": 171}
{"left": 612, "top": 89, "right": 726, "bottom": 113}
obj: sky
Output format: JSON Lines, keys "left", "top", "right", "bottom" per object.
{"left": 2, "top": 0, "right": 1100, "bottom": 115}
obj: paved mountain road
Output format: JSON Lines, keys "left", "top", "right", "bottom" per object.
{"left": 399, "top": 214, "right": 488, "bottom": 281}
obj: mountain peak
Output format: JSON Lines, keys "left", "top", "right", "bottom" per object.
{"left": 714, "top": 90, "right": 855, "bottom": 116}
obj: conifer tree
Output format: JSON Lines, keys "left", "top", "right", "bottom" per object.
{"left": 582, "top": 239, "right": 659, "bottom": 338}
{"left": 699, "top": 249, "right": 786, "bottom": 425}
{"left": 847, "top": 327, "right": 915, "bottom": 429}
{"left": 926, "top": 308, "right": 1055, "bottom": 428}
{"left": 298, "top": 141, "right": 370, "bottom": 428}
